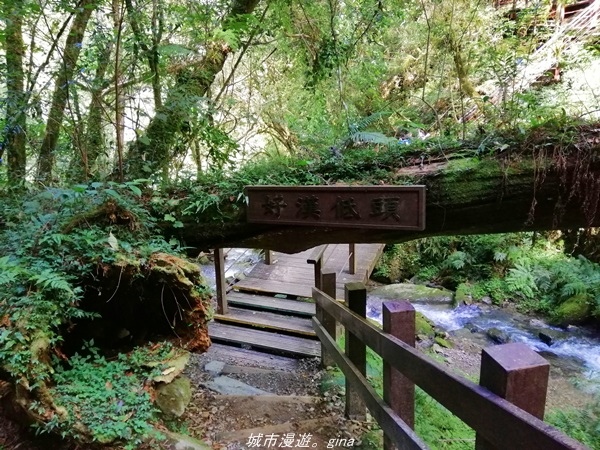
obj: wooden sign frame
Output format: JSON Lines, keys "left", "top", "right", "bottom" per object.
{"left": 245, "top": 185, "right": 425, "bottom": 230}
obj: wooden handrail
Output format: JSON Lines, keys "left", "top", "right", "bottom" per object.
{"left": 307, "top": 245, "right": 327, "bottom": 264}
{"left": 348, "top": 243, "right": 356, "bottom": 274}
{"left": 313, "top": 317, "right": 428, "bottom": 450}
{"left": 312, "top": 287, "right": 587, "bottom": 450}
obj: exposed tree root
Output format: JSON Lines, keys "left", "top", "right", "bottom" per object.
{"left": 1, "top": 251, "right": 211, "bottom": 443}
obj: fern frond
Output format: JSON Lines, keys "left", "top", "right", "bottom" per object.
{"left": 350, "top": 131, "right": 397, "bottom": 146}
{"left": 29, "top": 270, "right": 74, "bottom": 294}
{"left": 348, "top": 111, "right": 392, "bottom": 134}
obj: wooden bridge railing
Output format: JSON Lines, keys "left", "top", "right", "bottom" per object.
{"left": 307, "top": 244, "right": 357, "bottom": 289}
{"left": 312, "top": 281, "right": 588, "bottom": 450}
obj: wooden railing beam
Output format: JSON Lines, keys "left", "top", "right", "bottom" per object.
{"left": 318, "top": 270, "right": 337, "bottom": 368}
{"left": 264, "top": 249, "right": 274, "bottom": 265}
{"left": 312, "top": 317, "right": 429, "bottom": 450}
{"left": 476, "top": 343, "right": 550, "bottom": 450}
{"left": 312, "top": 288, "right": 586, "bottom": 450}
{"left": 307, "top": 245, "right": 327, "bottom": 290}
{"left": 214, "top": 248, "right": 228, "bottom": 315}
{"left": 348, "top": 243, "right": 356, "bottom": 274}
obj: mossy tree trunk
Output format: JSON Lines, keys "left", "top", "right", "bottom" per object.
{"left": 36, "top": 0, "right": 97, "bottom": 184}
{"left": 125, "top": 0, "right": 261, "bottom": 179}
{"left": 1, "top": 0, "right": 27, "bottom": 183}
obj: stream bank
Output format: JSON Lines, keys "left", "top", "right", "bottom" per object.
{"left": 367, "top": 282, "right": 600, "bottom": 410}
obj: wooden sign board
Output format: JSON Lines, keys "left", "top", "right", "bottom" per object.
{"left": 245, "top": 185, "right": 425, "bottom": 230}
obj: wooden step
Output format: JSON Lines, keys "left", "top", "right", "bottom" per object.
{"left": 227, "top": 291, "right": 315, "bottom": 317}
{"left": 214, "top": 307, "right": 316, "bottom": 337}
{"left": 208, "top": 322, "right": 320, "bottom": 358}
{"left": 234, "top": 278, "right": 312, "bottom": 298}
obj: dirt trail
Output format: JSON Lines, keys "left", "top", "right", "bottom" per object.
{"left": 182, "top": 343, "right": 374, "bottom": 450}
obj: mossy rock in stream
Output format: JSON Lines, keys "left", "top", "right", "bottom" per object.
{"left": 370, "top": 283, "right": 453, "bottom": 304}
{"left": 416, "top": 312, "right": 435, "bottom": 338}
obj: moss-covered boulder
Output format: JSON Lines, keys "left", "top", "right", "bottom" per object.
{"left": 486, "top": 327, "right": 510, "bottom": 344}
{"left": 416, "top": 312, "right": 435, "bottom": 338}
{"left": 551, "top": 294, "right": 591, "bottom": 327}
{"left": 434, "top": 336, "right": 452, "bottom": 348}
{"left": 156, "top": 376, "right": 192, "bottom": 418}
{"left": 370, "top": 283, "right": 453, "bottom": 304}
{"left": 455, "top": 283, "right": 473, "bottom": 305}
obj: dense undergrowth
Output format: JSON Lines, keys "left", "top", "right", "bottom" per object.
{"left": 374, "top": 232, "right": 600, "bottom": 326}
{"left": 0, "top": 183, "right": 210, "bottom": 446}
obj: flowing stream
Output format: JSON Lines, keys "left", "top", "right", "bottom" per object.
{"left": 200, "top": 248, "right": 262, "bottom": 290}
{"left": 367, "top": 297, "right": 600, "bottom": 381}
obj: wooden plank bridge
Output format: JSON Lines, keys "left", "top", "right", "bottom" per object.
{"left": 208, "top": 243, "right": 385, "bottom": 358}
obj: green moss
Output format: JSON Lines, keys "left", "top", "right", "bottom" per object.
{"left": 156, "top": 376, "right": 192, "bottom": 418}
{"left": 455, "top": 283, "right": 473, "bottom": 305}
{"left": 434, "top": 336, "right": 452, "bottom": 348}
{"left": 416, "top": 312, "right": 435, "bottom": 337}
{"left": 551, "top": 294, "right": 591, "bottom": 326}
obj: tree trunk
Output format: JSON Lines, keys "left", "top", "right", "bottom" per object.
{"left": 36, "top": 0, "right": 96, "bottom": 183}
{"left": 67, "top": 39, "right": 114, "bottom": 182}
{"left": 125, "top": 0, "right": 261, "bottom": 179}
{"left": 2, "top": 0, "right": 27, "bottom": 183}
{"left": 164, "top": 127, "right": 600, "bottom": 253}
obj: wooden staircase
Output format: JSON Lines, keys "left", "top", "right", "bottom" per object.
{"left": 209, "top": 290, "right": 319, "bottom": 358}
{"left": 208, "top": 244, "right": 385, "bottom": 359}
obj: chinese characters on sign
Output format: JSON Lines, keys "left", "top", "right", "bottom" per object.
{"left": 246, "top": 186, "right": 425, "bottom": 230}
{"left": 245, "top": 432, "right": 356, "bottom": 448}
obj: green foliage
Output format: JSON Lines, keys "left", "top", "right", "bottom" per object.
{"left": 380, "top": 232, "right": 600, "bottom": 323}
{"left": 0, "top": 182, "right": 184, "bottom": 380}
{"left": 547, "top": 400, "right": 600, "bottom": 449}
{"left": 373, "top": 243, "right": 420, "bottom": 283}
{"left": 44, "top": 343, "right": 173, "bottom": 447}
{"left": 415, "top": 388, "right": 474, "bottom": 449}
{"left": 325, "top": 334, "right": 473, "bottom": 449}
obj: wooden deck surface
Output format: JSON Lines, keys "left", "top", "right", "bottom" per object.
{"left": 234, "top": 243, "right": 385, "bottom": 299}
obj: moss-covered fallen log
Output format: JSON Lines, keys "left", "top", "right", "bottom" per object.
{"left": 160, "top": 122, "right": 600, "bottom": 252}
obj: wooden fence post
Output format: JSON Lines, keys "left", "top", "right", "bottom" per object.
{"left": 475, "top": 342, "right": 550, "bottom": 450}
{"left": 345, "top": 282, "right": 367, "bottom": 420}
{"left": 383, "top": 301, "right": 416, "bottom": 450}
{"left": 349, "top": 243, "right": 356, "bottom": 274}
{"left": 214, "top": 248, "right": 228, "bottom": 315}
{"left": 317, "top": 270, "right": 337, "bottom": 368}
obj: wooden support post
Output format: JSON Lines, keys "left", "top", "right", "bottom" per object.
{"left": 383, "top": 301, "right": 416, "bottom": 450}
{"left": 349, "top": 243, "right": 356, "bottom": 274}
{"left": 308, "top": 245, "right": 327, "bottom": 291}
{"left": 214, "top": 248, "right": 228, "bottom": 315}
{"left": 345, "top": 282, "right": 367, "bottom": 420}
{"left": 264, "top": 250, "right": 274, "bottom": 265}
{"left": 475, "top": 342, "right": 550, "bottom": 450}
{"left": 318, "top": 270, "right": 337, "bottom": 368}
{"left": 313, "top": 258, "right": 322, "bottom": 290}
